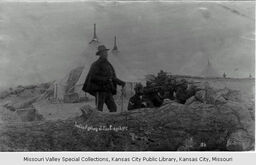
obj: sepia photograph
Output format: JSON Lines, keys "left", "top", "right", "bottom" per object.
{"left": 0, "top": 0, "right": 255, "bottom": 152}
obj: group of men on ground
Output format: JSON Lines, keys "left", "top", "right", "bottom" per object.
{"left": 128, "top": 71, "right": 199, "bottom": 110}
{"left": 82, "top": 45, "right": 199, "bottom": 112}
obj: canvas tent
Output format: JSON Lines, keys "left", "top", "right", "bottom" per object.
{"left": 52, "top": 23, "right": 145, "bottom": 101}
{"left": 201, "top": 58, "right": 220, "bottom": 78}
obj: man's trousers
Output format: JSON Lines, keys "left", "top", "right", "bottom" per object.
{"left": 95, "top": 92, "right": 117, "bottom": 112}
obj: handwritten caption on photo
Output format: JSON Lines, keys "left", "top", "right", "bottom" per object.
{"left": 74, "top": 122, "right": 128, "bottom": 132}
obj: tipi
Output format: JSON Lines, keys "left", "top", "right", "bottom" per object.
{"left": 111, "top": 36, "right": 119, "bottom": 55}
{"left": 53, "top": 24, "right": 142, "bottom": 101}
{"left": 201, "top": 57, "right": 220, "bottom": 78}
{"left": 89, "top": 23, "right": 101, "bottom": 47}
{"left": 53, "top": 23, "right": 100, "bottom": 101}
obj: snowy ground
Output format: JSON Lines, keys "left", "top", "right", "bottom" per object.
{"left": 0, "top": 78, "right": 254, "bottom": 122}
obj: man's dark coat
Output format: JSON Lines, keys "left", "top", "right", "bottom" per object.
{"left": 175, "top": 84, "right": 188, "bottom": 104}
{"left": 82, "top": 57, "right": 124, "bottom": 96}
{"left": 128, "top": 94, "right": 145, "bottom": 110}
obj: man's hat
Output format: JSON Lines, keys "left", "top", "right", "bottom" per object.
{"left": 96, "top": 45, "right": 109, "bottom": 55}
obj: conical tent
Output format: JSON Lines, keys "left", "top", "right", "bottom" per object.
{"left": 111, "top": 36, "right": 119, "bottom": 55}
{"left": 201, "top": 58, "right": 220, "bottom": 78}
{"left": 55, "top": 21, "right": 142, "bottom": 99}
{"left": 89, "top": 24, "right": 100, "bottom": 45}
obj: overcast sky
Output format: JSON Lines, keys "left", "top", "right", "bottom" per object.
{"left": 0, "top": 1, "right": 255, "bottom": 88}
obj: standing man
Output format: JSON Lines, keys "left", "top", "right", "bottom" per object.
{"left": 82, "top": 45, "right": 125, "bottom": 112}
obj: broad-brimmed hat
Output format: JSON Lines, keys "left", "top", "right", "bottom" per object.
{"left": 96, "top": 45, "right": 109, "bottom": 55}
